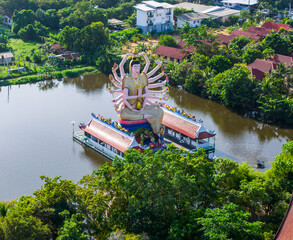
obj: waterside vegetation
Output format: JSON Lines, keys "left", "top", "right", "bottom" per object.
{"left": 1, "top": 141, "right": 293, "bottom": 240}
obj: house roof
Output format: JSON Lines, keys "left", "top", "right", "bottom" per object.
{"left": 135, "top": 1, "right": 174, "bottom": 11}
{"left": 206, "top": 8, "right": 240, "bottom": 18}
{"left": 221, "top": 0, "right": 258, "bottom": 5}
{"left": 174, "top": 3, "right": 214, "bottom": 13}
{"left": 0, "top": 52, "right": 14, "bottom": 58}
{"left": 262, "top": 21, "right": 291, "bottom": 31}
{"left": 177, "top": 12, "right": 209, "bottom": 22}
{"left": 218, "top": 34, "right": 234, "bottom": 45}
{"left": 273, "top": 193, "right": 293, "bottom": 240}
{"left": 247, "top": 26, "right": 271, "bottom": 37}
{"left": 4, "top": 13, "right": 13, "bottom": 19}
{"left": 230, "top": 29, "right": 260, "bottom": 41}
{"left": 153, "top": 45, "right": 186, "bottom": 60}
{"left": 51, "top": 44, "right": 65, "bottom": 50}
{"left": 108, "top": 18, "right": 125, "bottom": 25}
{"left": 176, "top": 41, "right": 195, "bottom": 54}
{"left": 247, "top": 59, "right": 277, "bottom": 80}
{"left": 56, "top": 52, "right": 81, "bottom": 60}
{"left": 162, "top": 108, "right": 215, "bottom": 140}
{"left": 134, "top": 4, "right": 155, "bottom": 11}
{"left": 143, "top": 0, "right": 174, "bottom": 9}
{"left": 80, "top": 119, "right": 134, "bottom": 153}
{"left": 271, "top": 54, "right": 293, "bottom": 67}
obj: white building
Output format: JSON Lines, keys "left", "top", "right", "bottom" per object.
{"left": 134, "top": 1, "right": 174, "bottom": 34}
{"left": 177, "top": 12, "right": 209, "bottom": 28}
{"left": 3, "top": 14, "right": 13, "bottom": 26}
{"left": 0, "top": 52, "right": 14, "bottom": 64}
{"left": 221, "top": 0, "right": 258, "bottom": 10}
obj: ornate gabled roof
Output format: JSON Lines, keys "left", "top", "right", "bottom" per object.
{"left": 273, "top": 193, "right": 293, "bottom": 240}
{"left": 162, "top": 108, "right": 215, "bottom": 140}
{"left": 80, "top": 119, "right": 135, "bottom": 153}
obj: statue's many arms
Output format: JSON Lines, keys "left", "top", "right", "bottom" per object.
{"left": 109, "top": 51, "right": 168, "bottom": 134}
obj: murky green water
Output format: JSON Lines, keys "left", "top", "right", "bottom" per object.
{"left": 0, "top": 73, "right": 292, "bottom": 201}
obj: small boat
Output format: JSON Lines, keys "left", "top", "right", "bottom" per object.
{"left": 256, "top": 160, "right": 265, "bottom": 168}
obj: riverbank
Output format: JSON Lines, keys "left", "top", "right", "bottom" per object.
{"left": 0, "top": 66, "right": 99, "bottom": 87}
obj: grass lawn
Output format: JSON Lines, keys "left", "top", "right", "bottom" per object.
{"left": 8, "top": 38, "right": 43, "bottom": 57}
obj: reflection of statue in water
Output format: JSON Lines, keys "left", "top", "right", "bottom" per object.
{"left": 109, "top": 50, "right": 168, "bottom": 134}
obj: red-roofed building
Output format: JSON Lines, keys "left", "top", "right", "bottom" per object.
{"left": 247, "top": 26, "right": 271, "bottom": 38}
{"left": 262, "top": 21, "right": 292, "bottom": 32}
{"left": 176, "top": 41, "right": 195, "bottom": 54}
{"left": 153, "top": 45, "right": 187, "bottom": 62}
{"left": 51, "top": 44, "right": 66, "bottom": 54}
{"left": 3, "top": 14, "right": 13, "bottom": 26}
{"left": 55, "top": 52, "right": 81, "bottom": 61}
{"left": 273, "top": 193, "right": 293, "bottom": 240}
{"left": 162, "top": 107, "right": 216, "bottom": 152}
{"left": 230, "top": 29, "right": 260, "bottom": 42}
{"left": 270, "top": 54, "right": 293, "bottom": 68}
{"left": 247, "top": 58, "right": 278, "bottom": 80}
{"left": 247, "top": 53, "right": 293, "bottom": 80}
{"left": 217, "top": 34, "right": 234, "bottom": 45}
{"left": 80, "top": 118, "right": 140, "bottom": 154}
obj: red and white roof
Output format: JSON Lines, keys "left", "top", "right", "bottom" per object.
{"left": 162, "top": 108, "right": 215, "bottom": 140}
{"left": 274, "top": 193, "right": 293, "bottom": 240}
{"left": 80, "top": 119, "right": 139, "bottom": 153}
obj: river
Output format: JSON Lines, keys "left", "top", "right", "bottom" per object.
{"left": 0, "top": 73, "right": 292, "bottom": 201}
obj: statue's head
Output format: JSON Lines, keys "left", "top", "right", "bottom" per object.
{"left": 129, "top": 48, "right": 140, "bottom": 78}
{"left": 130, "top": 58, "right": 140, "bottom": 78}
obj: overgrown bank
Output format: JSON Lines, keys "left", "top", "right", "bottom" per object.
{"left": 0, "top": 66, "right": 99, "bottom": 87}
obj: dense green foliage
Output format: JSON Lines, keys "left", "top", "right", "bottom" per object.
{"left": 158, "top": 34, "right": 177, "bottom": 47}
{"left": 165, "top": 25, "right": 293, "bottom": 124}
{"left": 1, "top": 142, "right": 293, "bottom": 239}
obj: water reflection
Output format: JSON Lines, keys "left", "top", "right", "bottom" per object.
{"left": 64, "top": 74, "right": 108, "bottom": 92}
{"left": 169, "top": 87, "right": 293, "bottom": 143}
{"left": 37, "top": 80, "right": 60, "bottom": 91}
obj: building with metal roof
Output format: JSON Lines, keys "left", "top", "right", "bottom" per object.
{"left": 177, "top": 12, "right": 209, "bottom": 28}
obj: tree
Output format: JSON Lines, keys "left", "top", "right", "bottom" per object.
{"left": 60, "top": 22, "right": 109, "bottom": 57}
{"left": 12, "top": 9, "right": 36, "bottom": 34}
{"left": 257, "top": 95, "right": 293, "bottom": 123}
{"left": 207, "top": 64, "right": 256, "bottom": 110}
{"left": 56, "top": 213, "right": 89, "bottom": 240}
{"left": 229, "top": 36, "right": 253, "bottom": 53}
{"left": 262, "top": 33, "right": 292, "bottom": 55}
{"left": 94, "top": 147, "right": 217, "bottom": 239}
{"left": 262, "top": 48, "right": 275, "bottom": 60}
{"left": 208, "top": 55, "right": 232, "bottom": 73}
{"left": 18, "top": 21, "right": 49, "bottom": 41}
{"left": 0, "top": 34, "right": 9, "bottom": 52}
{"left": 198, "top": 203, "right": 264, "bottom": 240}
{"left": 1, "top": 196, "right": 51, "bottom": 240}
{"left": 242, "top": 48, "right": 262, "bottom": 64}
{"left": 158, "top": 34, "right": 177, "bottom": 47}
{"left": 202, "top": 17, "right": 220, "bottom": 28}
{"left": 173, "top": 7, "right": 192, "bottom": 20}
{"left": 183, "top": 68, "right": 206, "bottom": 94}
{"left": 182, "top": 25, "right": 216, "bottom": 49}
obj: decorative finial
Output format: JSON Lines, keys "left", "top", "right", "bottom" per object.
{"left": 132, "top": 48, "right": 139, "bottom": 61}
